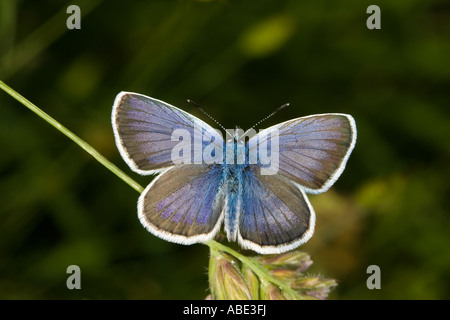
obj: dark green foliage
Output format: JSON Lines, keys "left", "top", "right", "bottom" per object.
{"left": 0, "top": 0, "right": 449, "bottom": 299}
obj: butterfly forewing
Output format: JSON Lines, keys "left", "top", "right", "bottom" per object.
{"left": 112, "top": 92, "right": 223, "bottom": 175}
{"left": 249, "top": 114, "right": 356, "bottom": 194}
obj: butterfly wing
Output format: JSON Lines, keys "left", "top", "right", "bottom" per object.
{"left": 113, "top": 93, "right": 226, "bottom": 242}
{"left": 138, "top": 164, "right": 226, "bottom": 244}
{"left": 238, "top": 166, "right": 315, "bottom": 254}
{"left": 238, "top": 113, "right": 356, "bottom": 253}
{"left": 248, "top": 113, "right": 356, "bottom": 193}
{"left": 112, "top": 92, "right": 223, "bottom": 174}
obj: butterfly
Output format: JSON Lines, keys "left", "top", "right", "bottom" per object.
{"left": 112, "top": 92, "right": 356, "bottom": 254}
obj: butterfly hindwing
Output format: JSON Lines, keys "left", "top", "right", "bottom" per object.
{"left": 237, "top": 166, "right": 315, "bottom": 254}
{"left": 138, "top": 164, "right": 226, "bottom": 244}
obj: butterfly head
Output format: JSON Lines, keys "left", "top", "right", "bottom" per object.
{"left": 225, "top": 126, "right": 244, "bottom": 144}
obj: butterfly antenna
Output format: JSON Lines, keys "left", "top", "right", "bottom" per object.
{"left": 187, "top": 99, "right": 227, "bottom": 132}
{"left": 241, "top": 102, "right": 290, "bottom": 137}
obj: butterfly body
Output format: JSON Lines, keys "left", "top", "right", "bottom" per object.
{"left": 223, "top": 161, "right": 245, "bottom": 242}
{"left": 112, "top": 92, "right": 356, "bottom": 254}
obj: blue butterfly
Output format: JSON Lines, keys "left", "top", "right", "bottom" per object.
{"left": 112, "top": 92, "right": 356, "bottom": 254}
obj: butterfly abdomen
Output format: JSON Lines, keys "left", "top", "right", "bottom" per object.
{"left": 224, "top": 164, "right": 244, "bottom": 242}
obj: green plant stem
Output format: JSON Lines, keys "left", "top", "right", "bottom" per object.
{"left": 0, "top": 80, "right": 303, "bottom": 299}
{"left": 0, "top": 80, "right": 143, "bottom": 193}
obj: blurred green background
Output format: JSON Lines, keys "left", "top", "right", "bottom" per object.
{"left": 1, "top": 0, "right": 449, "bottom": 299}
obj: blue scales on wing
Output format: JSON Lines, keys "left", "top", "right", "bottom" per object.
{"left": 139, "top": 164, "right": 226, "bottom": 244}
{"left": 112, "top": 92, "right": 223, "bottom": 175}
{"left": 249, "top": 114, "right": 356, "bottom": 194}
{"left": 237, "top": 165, "right": 315, "bottom": 254}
